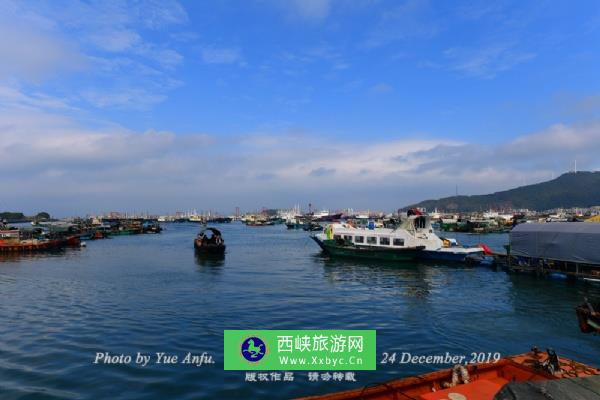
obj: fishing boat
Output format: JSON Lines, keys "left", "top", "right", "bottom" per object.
{"left": 286, "top": 217, "right": 306, "bottom": 229}
{"left": 286, "top": 221, "right": 303, "bottom": 229}
{"left": 313, "top": 211, "right": 344, "bottom": 222}
{"left": 303, "top": 221, "right": 324, "bottom": 232}
{"left": 142, "top": 220, "right": 162, "bottom": 234}
{"left": 78, "top": 231, "right": 94, "bottom": 241}
{"left": 313, "top": 214, "right": 486, "bottom": 263}
{"left": 576, "top": 298, "right": 600, "bottom": 334}
{"left": 0, "top": 229, "right": 79, "bottom": 252}
{"left": 207, "top": 216, "right": 233, "bottom": 223}
{"left": 93, "top": 225, "right": 112, "bottom": 239}
{"left": 296, "top": 349, "right": 600, "bottom": 400}
{"left": 246, "top": 220, "right": 274, "bottom": 227}
{"left": 189, "top": 214, "right": 205, "bottom": 223}
{"left": 194, "top": 227, "right": 226, "bottom": 254}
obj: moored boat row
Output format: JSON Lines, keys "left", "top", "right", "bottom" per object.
{"left": 1, "top": 217, "right": 163, "bottom": 253}
{"left": 0, "top": 227, "right": 80, "bottom": 252}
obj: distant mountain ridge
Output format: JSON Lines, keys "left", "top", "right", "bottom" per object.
{"left": 405, "top": 171, "right": 600, "bottom": 212}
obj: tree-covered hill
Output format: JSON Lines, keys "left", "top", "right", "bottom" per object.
{"left": 405, "top": 171, "right": 600, "bottom": 212}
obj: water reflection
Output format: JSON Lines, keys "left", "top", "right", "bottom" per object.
{"left": 194, "top": 251, "right": 225, "bottom": 268}
{"left": 0, "top": 248, "right": 81, "bottom": 263}
{"left": 315, "top": 252, "right": 436, "bottom": 299}
{"left": 2, "top": 223, "right": 600, "bottom": 400}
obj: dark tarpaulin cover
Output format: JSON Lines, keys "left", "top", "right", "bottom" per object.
{"left": 494, "top": 375, "right": 600, "bottom": 399}
{"left": 510, "top": 223, "right": 600, "bottom": 265}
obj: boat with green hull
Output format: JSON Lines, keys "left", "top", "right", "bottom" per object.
{"left": 111, "top": 229, "right": 138, "bottom": 236}
{"left": 312, "top": 236, "right": 423, "bottom": 261}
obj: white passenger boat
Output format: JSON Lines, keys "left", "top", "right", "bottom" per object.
{"left": 313, "top": 215, "right": 486, "bottom": 263}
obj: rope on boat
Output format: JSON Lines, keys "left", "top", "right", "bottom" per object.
{"left": 443, "top": 364, "right": 470, "bottom": 388}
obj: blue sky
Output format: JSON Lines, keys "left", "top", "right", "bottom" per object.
{"left": 1, "top": 0, "right": 599, "bottom": 216}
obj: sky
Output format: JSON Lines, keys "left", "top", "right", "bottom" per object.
{"left": 0, "top": 0, "right": 599, "bottom": 216}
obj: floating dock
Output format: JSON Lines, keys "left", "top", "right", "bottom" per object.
{"left": 503, "top": 223, "right": 600, "bottom": 280}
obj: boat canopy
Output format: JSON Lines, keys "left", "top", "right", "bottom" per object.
{"left": 398, "top": 215, "right": 432, "bottom": 234}
{"left": 496, "top": 375, "right": 600, "bottom": 399}
{"left": 510, "top": 222, "right": 600, "bottom": 265}
{"left": 199, "top": 227, "right": 222, "bottom": 237}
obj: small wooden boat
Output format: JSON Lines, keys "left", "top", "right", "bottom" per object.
{"left": 576, "top": 298, "right": 600, "bottom": 334}
{"left": 296, "top": 349, "right": 600, "bottom": 400}
{"left": 194, "top": 227, "right": 226, "bottom": 254}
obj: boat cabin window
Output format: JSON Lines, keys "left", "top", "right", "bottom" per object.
{"left": 393, "top": 238, "right": 405, "bottom": 246}
{"left": 367, "top": 236, "right": 377, "bottom": 244}
{"left": 414, "top": 216, "right": 427, "bottom": 229}
{"left": 354, "top": 236, "right": 364, "bottom": 243}
{"left": 333, "top": 234, "right": 342, "bottom": 240}
{"left": 343, "top": 235, "right": 352, "bottom": 242}
{"left": 379, "top": 237, "right": 390, "bottom": 245}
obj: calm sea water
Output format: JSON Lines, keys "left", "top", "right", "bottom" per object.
{"left": 1, "top": 223, "right": 600, "bottom": 399}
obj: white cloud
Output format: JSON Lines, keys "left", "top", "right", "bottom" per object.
{"left": 506, "top": 123, "right": 599, "bottom": 154}
{"left": 0, "top": 22, "right": 85, "bottom": 82}
{"left": 1, "top": 84, "right": 599, "bottom": 214}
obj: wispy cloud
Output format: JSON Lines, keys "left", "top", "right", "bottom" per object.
{"left": 369, "top": 83, "right": 393, "bottom": 94}
{"left": 81, "top": 88, "right": 167, "bottom": 110}
{"left": 0, "top": 0, "right": 189, "bottom": 110}
{"left": 444, "top": 42, "right": 535, "bottom": 78}
{"left": 364, "top": 0, "right": 438, "bottom": 47}
{"left": 270, "top": 0, "right": 333, "bottom": 21}
{"left": 201, "top": 47, "right": 243, "bottom": 64}
{"left": 0, "top": 84, "right": 74, "bottom": 111}
{"left": 288, "top": 0, "right": 332, "bottom": 20}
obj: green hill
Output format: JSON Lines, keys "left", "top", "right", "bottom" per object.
{"left": 405, "top": 171, "right": 600, "bottom": 212}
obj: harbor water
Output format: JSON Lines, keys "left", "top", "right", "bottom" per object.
{"left": 1, "top": 223, "right": 600, "bottom": 399}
